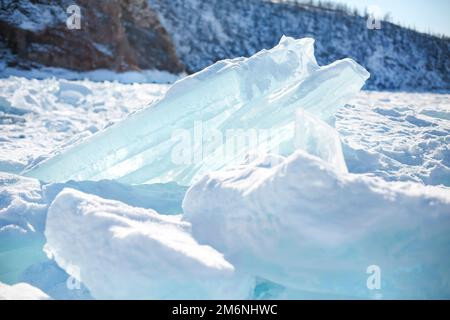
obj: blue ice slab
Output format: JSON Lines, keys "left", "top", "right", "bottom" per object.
{"left": 23, "top": 37, "right": 369, "bottom": 185}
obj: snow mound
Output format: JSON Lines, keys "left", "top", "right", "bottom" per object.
{"left": 44, "top": 188, "right": 252, "bottom": 299}
{"left": 183, "top": 151, "right": 450, "bottom": 299}
{"left": 23, "top": 36, "right": 369, "bottom": 185}
{"left": 0, "top": 282, "right": 50, "bottom": 300}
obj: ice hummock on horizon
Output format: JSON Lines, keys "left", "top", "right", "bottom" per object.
{"left": 23, "top": 36, "right": 369, "bottom": 185}
{"left": 1, "top": 36, "right": 450, "bottom": 299}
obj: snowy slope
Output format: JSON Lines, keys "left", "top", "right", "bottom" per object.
{"left": 148, "top": 0, "right": 450, "bottom": 91}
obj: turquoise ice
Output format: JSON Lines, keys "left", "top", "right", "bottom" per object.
{"left": 23, "top": 36, "right": 369, "bottom": 185}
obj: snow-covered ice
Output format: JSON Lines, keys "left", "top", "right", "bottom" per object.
{"left": 0, "top": 36, "right": 449, "bottom": 299}
{"left": 338, "top": 91, "right": 450, "bottom": 186}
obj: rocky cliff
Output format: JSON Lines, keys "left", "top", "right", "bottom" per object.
{"left": 0, "top": 0, "right": 184, "bottom": 73}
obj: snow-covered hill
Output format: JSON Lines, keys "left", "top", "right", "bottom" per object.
{"left": 148, "top": 0, "right": 450, "bottom": 91}
{"left": 1, "top": 0, "right": 449, "bottom": 91}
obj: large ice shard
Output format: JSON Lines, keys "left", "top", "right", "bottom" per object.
{"left": 182, "top": 151, "right": 450, "bottom": 299}
{"left": 23, "top": 36, "right": 369, "bottom": 185}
